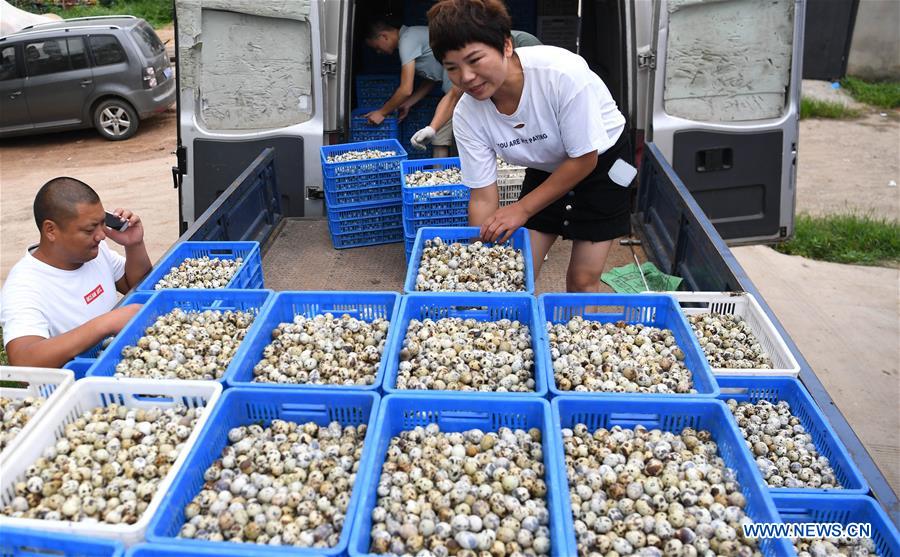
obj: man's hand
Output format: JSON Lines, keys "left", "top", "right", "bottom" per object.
{"left": 411, "top": 126, "right": 436, "bottom": 150}
{"left": 104, "top": 208, "right": 144, "bottom": 247}
{"left": 397, "top": 102, "right": 412, "bottom": 122}
{"left": 480, "top": 201, "right": 530, "bottom": 243}
{"left": 365, "top": 111, "right": 385, "bottom": 125}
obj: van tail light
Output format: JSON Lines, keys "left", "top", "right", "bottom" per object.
{"left": 143, "top": 66, "right": 157, "bottom": 88}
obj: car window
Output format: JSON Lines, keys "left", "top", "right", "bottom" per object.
{"left": 129, "top": 21, "right": 165, "bottom": 59}
{"left": 0, "top": 46, "right": 18, "bottom": 81}
{"left": 67, "top": 38, "right": 88, "bottom": 70}
{"left": 90, "top": 35, "right": 127, "bottom": 66}
{"left": 25, "top": 38, "right": 79, "bottom": 76}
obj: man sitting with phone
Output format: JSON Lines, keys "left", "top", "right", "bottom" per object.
{"left": 1, "top": 177, "right": 152, "bottom": 367}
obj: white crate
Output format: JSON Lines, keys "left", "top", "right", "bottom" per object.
{"left": 0, "top": 367, "right": 75, "bottom": 464}
{"left": 0, "top": 377, "right": 222, "bottom": 546}
{"left": 672, "top": 292, "right": 800, "bottom": 376}
{"left": 497, "top": 165, "right": 526, "bottom": 207}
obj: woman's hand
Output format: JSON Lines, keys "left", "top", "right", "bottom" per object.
{"left": 480, "top": 201, "right": 530, "bottom": 243}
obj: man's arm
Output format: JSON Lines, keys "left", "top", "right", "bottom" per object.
{"left": 429, "top": 86, "right": 463, "bottom": 131}
{"left": 398, "top": 79, "right": 437, "bottom": 120}
{"left": 6, "top": 304, "right": 142, "bottom": 368}
{"left": 367, "top": 63, "right": 416, "bottom": 124}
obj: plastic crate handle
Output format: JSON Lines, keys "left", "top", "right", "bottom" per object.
{"left": 608, "top": 411, "right": 664, "bottom": 428}
{"left": 132, "top": 394, "right": 176, "bottom": 403}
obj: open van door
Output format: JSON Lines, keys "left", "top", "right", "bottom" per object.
{"left": 173, "top": 0, "right": 327, "bottom": 231}
{"left": 645, "top": 0, "right": 805, "bottom": 244}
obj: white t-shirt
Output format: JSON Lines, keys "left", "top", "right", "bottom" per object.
{"left": 0, "top": 241, "right": 125, "bottom": 346}
{"left": 453, "top": 45, "right": 626, "bottom": 188}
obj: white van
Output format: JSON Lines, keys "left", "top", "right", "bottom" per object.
{"left": 172, "top": 0, "right": 804, "bottom": 246}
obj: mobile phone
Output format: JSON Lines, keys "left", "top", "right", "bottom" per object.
{"left": 105, "top": 211, "right": 129, "bottom": 232}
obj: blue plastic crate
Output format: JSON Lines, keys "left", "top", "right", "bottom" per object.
{"left": 347, "top": 394, "right": 567, "bottom": 557}
{"left": 330, "top": 226, "right": 404, "bottom": 249}
{"left": 147, "top": 388, "right": 380, "bottom": 557}
{"left": 351, "top": 107, "right": 399, "bottom": 132}
{"left": 773, "top": 493, "right": 900, "bottom": 557}
{"left": 404, "top": 234, "right": 416, "bottom": 262}
{"left": 327, "top": 202, "right": 403, "bottom": 235}
{"left": 402, "top": 196, "right": 468, "bottom": 221}
{"left": 401, "top": 157, "right": 468, "bottom": 202}
{"left": 86, "top": 289, "right": 273, "bottom": 384}
{"left": 136, "top": 242, "right": 263, "bottom": 292}
{"left": 225, "top": 291, "right": 401, "bottom": 391}
{"left": 355, "top": 74, "right": 400, "bottom": 107}
{"left": 320, "top": 140, "right": 406, "bottom": 179}
{"left": 75, "top": 291, "right": 156, "bottom": 359}
{"left": 324, "top": 172, "right": 402, "bottom": 209}
{"left": 551, "top": 397, "right": 793, "bottom": 557}
{"left": 63, "top": 359, "right": 94, "bottom": 380}
{"left": 405, "top": 227, "right": 535, "bottom": 295}
{"left": 717, "top": 375, "right": 868, "bottom": 495}
{"left": 0, "top": 526, "right": 124, "bottom": 556}
{"left": 382, "top": 294, "right": 548, "bottom": 396}
{"left": 402, "top": 212, "right": 469, "bottom": 237}
{"left": 539, "top": 293, "right": 719, "bottom": 397}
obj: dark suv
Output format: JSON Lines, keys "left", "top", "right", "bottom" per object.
{"left": 0, "top": 15, "right": 174, "bottom": 140}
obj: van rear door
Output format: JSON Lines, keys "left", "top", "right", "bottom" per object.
{"left": 645, "top": 0, "right": 805, "bottom": 244}
{"left": 174, "top": 0, "right": 325, "bottom": 231}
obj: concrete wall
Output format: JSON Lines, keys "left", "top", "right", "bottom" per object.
{"left": 847, "top": 0, "right": 900, "bottom": 80}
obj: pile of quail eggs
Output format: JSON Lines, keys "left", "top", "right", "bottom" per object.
{"left": 0, "top": 396, "right": 45, "bottom": 451}
{"left": 794, "top": 537, "right": 879, "bottom": 557}
{"left": 368, "top": 423, "right": 551, "bottom": 556}
{"left": 547, "top": 317, "right": 697, "bottom": 394}
{"left": 2, "top": 403, "right": 200, "bottom": 524}
{"left": 396, "top": 317, "right": 535, "bottom": 392}
{"left": 326, "top": 149, "right": 397, "bottom": 163}
{"left": 726, "top": 398, "right": 841, "bottom": 489}
{"left": 178, "top": 419, "right": 365, "bottom": 547}
{"left": 687, "top": 313, "right": 772, "bottom": 369}
{"left": 415, "top": 237, "right": 526, "bottom": 293}
{"left": 252, "top": 313, "right": 390, "bottom": 386}
{"left": 114, "top": 308, "right": 257, "bottom": 380}
{"left": 154, "top": 256, "right": 243, "bottom": 289}
{"left": 404, "top": 168, "right": 463, "bottom": 187}
{"left": 561, "top": 423, "right": 761, "bottom": 556}
{"left": 496, "top": 158, "right": 525, "bottom": 171}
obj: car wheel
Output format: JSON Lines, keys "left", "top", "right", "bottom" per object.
{"left": 93, "top": 99, "right": 139, "bottom": 140}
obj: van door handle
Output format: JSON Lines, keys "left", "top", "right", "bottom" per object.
{"left": 80, "top": 79, "right": 92, "bottom": 87}
{"left": 8, "top": 91, "right": 21, "bottom": 99}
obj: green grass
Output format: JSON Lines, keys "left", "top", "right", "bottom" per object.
{"left": 841, "top": 76, "right": 900, "bottom": 109}
{"left": 0, "top": 328, "right": 7, "bottom": 366}
{"left": 800, "top": 97, "right": 860, "bottom": 119}
{"left": 775, "top": 213, "right": 900, "bottom": 266}
{"left": 13, "top": 0, "right": 172, "bottom": 28}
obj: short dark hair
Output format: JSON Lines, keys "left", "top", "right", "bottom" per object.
{"left": 363, "top": 16, "right": 400, "bottom": 41}
{"left": 33, "top": 177, "right": 101, "bottom": 230}
{"left": 428, "top": 0, "right": 512, "bottom": 63}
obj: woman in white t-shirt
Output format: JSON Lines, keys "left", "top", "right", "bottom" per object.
{"left": 428, "top": 0, "right": 634, "bottom": 292}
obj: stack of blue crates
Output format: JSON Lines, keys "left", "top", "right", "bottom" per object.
{"left": 355, "top": 74, "right": 399, "bottom": 107}
{"left": 401, "top": 158, "right": 470, "bottom": 260}
{"left": 350, "top": 107, "right": 399, "bottom": 142}
{"left": 321, "top": 139, "right": 407, "bottom": 249}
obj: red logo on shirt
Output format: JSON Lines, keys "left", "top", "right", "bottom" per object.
{"left": 84, "top": 284, "right": 104, "bottom": 304}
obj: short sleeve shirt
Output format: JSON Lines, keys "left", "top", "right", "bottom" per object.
{"left": 453, "top": 45, "right": 626, "bottom": 188}
{"left": 0, "top": 241, "right": 125, "bottom": 346}
{"left": 398, "top": 26, "right": 446, "bottom": 87}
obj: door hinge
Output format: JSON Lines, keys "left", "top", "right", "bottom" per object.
{"left": 637, "top": 46, "right": 656, "bottom": 70}
{"left": 321, "top": 54, "right": 337, "bottom": 77}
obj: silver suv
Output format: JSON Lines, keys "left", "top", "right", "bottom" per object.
{"left": 0, "top": 15, "right": 174, "bottom": 140}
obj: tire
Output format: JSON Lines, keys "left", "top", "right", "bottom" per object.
{"left": 93, "top": 98, "right": 139, "bottom": 141}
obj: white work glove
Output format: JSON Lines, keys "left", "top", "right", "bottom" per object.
{"left": 410, "top": 126, "right": 436, "bottom": 150}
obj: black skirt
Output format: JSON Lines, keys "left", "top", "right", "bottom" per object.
{"left": 518, "top": 130, "right": 633, "bottom": 242}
